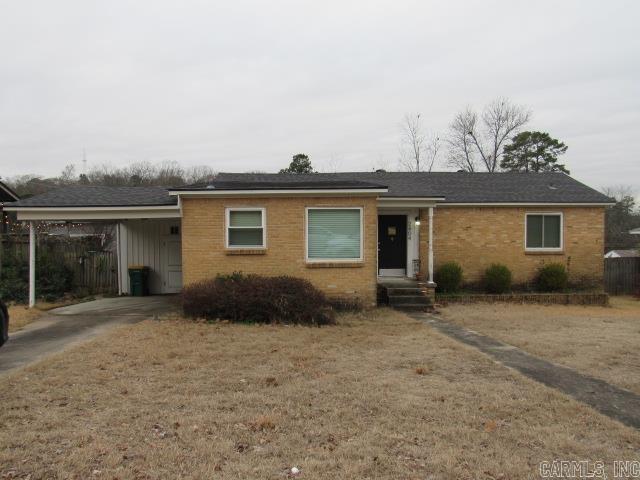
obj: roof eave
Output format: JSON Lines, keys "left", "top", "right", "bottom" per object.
{"left": 6, "top": 205, "right": 180, "bottom": 221}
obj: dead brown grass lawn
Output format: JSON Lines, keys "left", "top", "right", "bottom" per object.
{"left": 7, "top": 305, "right": 43, "bottom": 333}
{"left": 1, "top": 308, "right": 639, "bottom": 479}
{"left": 441, "top": 296, "right": 640, "bottom": 395}
{"left": 7, "top": 299, "right": 97, "bottom": 333}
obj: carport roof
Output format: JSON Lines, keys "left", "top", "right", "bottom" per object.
{"left": 7, "top": 185, "right": 177, "bottom": 208}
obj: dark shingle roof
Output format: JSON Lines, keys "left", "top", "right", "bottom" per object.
{"left": 0, "top": 180, "right": 19, "bottom": 202}
{"left": 215, "top": 172, "right": 612, "bottom": 204}
{"left": 8, "top": 185, "right": 176, "bottom": 208}
{"left": 7, "top": 172, "right": 613, "bottom": 208}
{"left": 172, "top": 180, "right": 387, "bottom": 191}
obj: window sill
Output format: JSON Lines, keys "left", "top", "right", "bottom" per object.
{"left": 524, "top": 250, "right": 565, "bottom": 255}
{"left": 225, "top": 249, "right": 267, "bottom": 255}
{"left": 306, "top": 261, "right": 364, "bottom": 268}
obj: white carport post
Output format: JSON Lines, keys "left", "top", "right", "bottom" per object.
{"left": 28, "top": 221, "right": 36, "bottom": 307}
{"left": 116, "top": 222, "right": 123, "bottom": 295}
{"left": 428, "top": 207, "right": 434, "bottom": 285}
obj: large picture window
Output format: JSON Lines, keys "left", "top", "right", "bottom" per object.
{"left": 306, "top": 208, "right": 362, "bottom": 261}
{"left": 226, "top": 208, "right": 265, "bottom": 248}
{"left": 525, "top": 213, "right": 562, "bottom": 250}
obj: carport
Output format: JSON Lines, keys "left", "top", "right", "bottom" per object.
{"left": 4, "top": 186, "right": 183, "bottom": 307}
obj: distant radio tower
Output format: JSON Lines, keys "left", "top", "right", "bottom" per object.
{"left": 82, "top": 148, "right": 87, "bottom": 174}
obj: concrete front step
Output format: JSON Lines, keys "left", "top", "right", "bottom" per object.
{"left": 393, "top": 303, "right": 434, "bottom": 311}
{"left": 388, "top": 295, "right": 431, "bottom": 305}
{"left": 386, "top": 287, "right": 424, "bottom": 295}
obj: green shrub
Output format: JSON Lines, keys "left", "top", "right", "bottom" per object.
{"left": 181, "top": 273, "right": 336, "bottom": 325}
{"left": 482, "top": 264, "right": 512, "bottom": 294}
{"left": 37, "top": 253, "right": 74, "bottom": 301}
{"left": 0, "top": 251, "right": 74, "bottom": 303}
{"left": 536, "top": 263, "right": 568, "bottom": 292}
{"left": 0, "top": 261, "right": 28, "bottom": 302}
{"left": 435, "top": 262, "right": 463, "bottom": 293}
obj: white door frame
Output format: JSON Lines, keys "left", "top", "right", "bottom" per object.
{"left": 377, "top": 209, "right": 420, "bottom": 278}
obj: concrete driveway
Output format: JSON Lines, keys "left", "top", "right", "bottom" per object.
{"left": 0, "top": 296, "right": 178, "bottom": 375}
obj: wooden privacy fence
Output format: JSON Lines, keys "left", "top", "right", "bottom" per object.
{"left": 64, "top": 250, "right": 118, "bottom": 294}
{"left": 604, "top": 257, "right": 640, "bottom": 295}
{"left": 0, "top": 235, "right": 118, "bottom": 295}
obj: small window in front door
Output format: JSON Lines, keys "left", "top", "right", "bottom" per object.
{"left": 378, "top": 215, "right": 407, "bottom": 271}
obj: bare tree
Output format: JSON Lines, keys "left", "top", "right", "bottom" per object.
{"left": 601, "top": 185, "right": 640, "bottom": 250}
{"left": 184, "top": 165, "right": 216, "bottom": 184}
{"left": 447, "top": 98, "right": 531, "bottom": 172}
{"left": 398, "top": 113, "right": 440, "bottom": 172}
{"left": 156, "top": 161, "right": 185, "bottom": 186}
{"left": 59, "top": 164, "right": 77, "bottom": 184}
{"left": 318, "top": 154, "right": 341, "bottom": 173}
{"left": 446, "top": 108, "right": 479, "bottom": 172}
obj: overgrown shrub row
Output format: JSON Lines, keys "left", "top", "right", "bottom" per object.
{"left": 181, "top": 273, "right": 341, "bottom": 325}
{"left": 0, "top": 251, "right": 74, "bottom": 302}
{"left": 434, "top": 261, "right": 570, "bottom": 294}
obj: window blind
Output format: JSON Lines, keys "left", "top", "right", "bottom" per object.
{"left": 307, "top": 209, "right": 361, "bottom": 260}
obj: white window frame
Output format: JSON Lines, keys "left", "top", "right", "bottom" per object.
{"left": 525, "top": 212, "right": 563, "bottom": 252}
{"left": 305, "top": 206, "right": 364, "bottom": 263}
{"left": 225, "top": 207, "right": 266, "bottom": 249}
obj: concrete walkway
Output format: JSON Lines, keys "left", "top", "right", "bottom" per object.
{"left": 412, "top": 312, "right": 640, "bottom": 430}
{"left": 0, "top": 296, "right": 178, "bottom": 375}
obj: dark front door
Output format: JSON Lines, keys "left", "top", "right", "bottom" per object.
{"left": 378, "top": 215, "right": 407, "bottom": 274}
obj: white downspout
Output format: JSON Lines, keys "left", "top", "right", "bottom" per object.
{"left": 428, "top": 207, "right": 434, "bottom": 285}
{"left": 29, "top": 221, "right": 36, "bottom": 307}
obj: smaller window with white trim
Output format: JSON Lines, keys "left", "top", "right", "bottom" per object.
{"left": 226, "top": 208, "right": 265, "bottom": 248}
{"left": 525, "top": 213, "right": 562, "bottom": 250}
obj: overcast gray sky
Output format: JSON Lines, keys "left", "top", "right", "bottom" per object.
{"left": 1, "top": 0, "right": 638, "bottom": 194}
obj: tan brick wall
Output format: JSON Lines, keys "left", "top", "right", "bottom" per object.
{"left": 419, "top": 206, "right": 605, "bottom": 287}
{"left": 181, "top": 196, "right": 378, "bottom": 306}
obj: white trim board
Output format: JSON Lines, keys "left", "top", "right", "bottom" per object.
{"left": 377, "top": 210, "right": 420, "bottom": 278}
{"left": 9, "top": 206, "right": 180, "bottom": 221}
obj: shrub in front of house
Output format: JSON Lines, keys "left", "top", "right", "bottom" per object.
{"left": 0, "top": 251, "right": 74, "bottom": 303}
{"left": 482, "top": 264, "right": 512, "bottom": 294}
{"left": 181, "top": 273, "right": 336, "bottom": 325}
{"left": 536, "top": 263, "right": 568, "bottom": 292}
{"left": 435, "top": 262, "right": 463, "bottom": 293}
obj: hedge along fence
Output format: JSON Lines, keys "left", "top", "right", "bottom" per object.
{"left": 436, "top": 292, "right": 609, "bottom": 306}
{"left": 0, "top": 234, "right": 118, "bottom": 301}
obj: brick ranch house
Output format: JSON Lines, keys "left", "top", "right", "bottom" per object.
{"left": 5, "top": 172, "right": 613, "bottom": 307}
